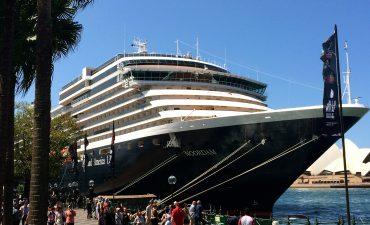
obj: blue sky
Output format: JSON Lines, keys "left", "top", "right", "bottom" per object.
{"left": 17, "top": 0, "right": 370, "bottom": 147}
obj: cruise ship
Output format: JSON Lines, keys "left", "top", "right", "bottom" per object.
{"left": 52, "top": 40, "right": 368, "bottom": 216}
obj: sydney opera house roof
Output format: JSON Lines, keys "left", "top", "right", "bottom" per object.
{"left": 307, "top": 139, "right": 370, "bottom": 176}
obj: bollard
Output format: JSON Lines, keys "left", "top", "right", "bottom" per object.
{"left": 315, "top": 218, "right": 319, "bottom": 225}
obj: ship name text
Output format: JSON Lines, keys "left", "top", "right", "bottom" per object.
{"left": 183, "top": 149, "right": 217, "bottom": 157}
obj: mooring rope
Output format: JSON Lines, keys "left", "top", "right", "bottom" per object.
{"left": 180, "top": 136, "right": 319, "bottom": 203}
{"left": 159, "top": 139, "right": 266, "bottom": 205}
{"left": 160, "top": 139, "right": 261, "bottom": 204}
{"left": 58, "top": 162, "right": 69, "bottom": 187}
{"left": 114, "top": 154, "right": 178, "bottom": 195}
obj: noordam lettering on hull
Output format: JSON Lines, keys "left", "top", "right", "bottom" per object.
{"left": 52, "top": 38, "right": 369, "bottom": 217}
{"left": 183, "top": 149, "right": 217, "bottom": 157}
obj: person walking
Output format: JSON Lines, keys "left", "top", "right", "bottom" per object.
{"left": 122, "top": 207, "right": 130, "bottom": 225}
{"left": 189, "top": 201, "right": 196, "bottom": 225}
{"left": 115, "top": 208, "right": 123, "bottom": 225}
{"left": 134, "top": 210, "right": 145, "bottom": 225}
{"left": 182, "top": 203, "right": 190, "bottom": 225}
{"left": 65, "top": 205, "right": 76, "bottom": 225}
{"left": 194, "top": 201, "right": 203, "bottom": 225}
{"left": 238, "top": 208, "right": 254, "bottom": 225}
{"left": 171, "top": 201, "right": 185, "bottom": 225}
{"left": 54, "top": 206, "right": 65, "bottom": 225}
{"left": 227, "top": 210, "right": 239, "bottom": 225}
{"left": 12, "top": 203, "right": 22, "bottom": 225}
{"left": 145, "top": 199, "right": 154, "bottom": 225}
{"left": 104, "top": 207, "right": 116, "bottom": 225}
{"left": 20, "top": 201, "right": 29, "bottom": 225}
{"left": 47, "top": 207, "right": 55, "bottom": 225}
{"left": 164, "top": 214, "right": 172, "bottom": 225}
{"left": 151, "top": 209, "right": 160, "bottom": 225}
{"left": 86, "top": 199, "right": 92, "bottom": 219}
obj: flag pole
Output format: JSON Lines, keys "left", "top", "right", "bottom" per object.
{"left": 111, "top": 120, "right": 116, "bottom": 200}
{"left": 84, "top": 133, "right": 89, "bottom": 195}
{"left": 334, "top": 24, "right": 351, "bottom": 225}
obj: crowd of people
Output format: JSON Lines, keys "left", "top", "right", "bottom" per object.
{"left": 81, "top": 198, "right": 208, "bottom": 225}
{"left": 10, "top": 198, "right": 29, "bottom": 225}
{"left": 84, "top": 198, "right": 254, "bottom": 225}
{"left": 4, "top": 194, "right": 254, "bottom": 225}
{"left": 47, "top": 203, "right": 76, "bottom": 225}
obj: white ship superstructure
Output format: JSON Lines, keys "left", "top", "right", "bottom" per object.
{"left": 53, "top": 46, "right": 269, "bottom": 152}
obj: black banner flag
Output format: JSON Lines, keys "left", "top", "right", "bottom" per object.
{"left": 321, "top": 33, "right": 340, "bottom": 136}
{"left": 84, "top": 133, "right": 89, "bottom": 147}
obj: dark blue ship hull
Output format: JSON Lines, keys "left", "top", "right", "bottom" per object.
{"left": 74, "top": 106, "right": 367, "bottom": 216}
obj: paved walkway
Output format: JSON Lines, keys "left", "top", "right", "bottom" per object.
{"left": 74, "top": 208, "right": 97, "bottom": 225}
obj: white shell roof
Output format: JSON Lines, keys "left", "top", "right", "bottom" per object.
{"left": 307, "top": 139, "right": 370, "bottom": 176}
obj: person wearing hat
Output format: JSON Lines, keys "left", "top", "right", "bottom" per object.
{"left": 171, "top": 201, "right": 185, "bottom": 225}
{"left": 65, "top": 204, "right": 76, "bottom": 225}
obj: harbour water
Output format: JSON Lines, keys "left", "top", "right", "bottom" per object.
{"left": 273, "top": 188, "right": 370, "bottom": 222}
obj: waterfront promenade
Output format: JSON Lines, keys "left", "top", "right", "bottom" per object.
{"left": 74, "top": 208, "right": 95, "bottom": 225}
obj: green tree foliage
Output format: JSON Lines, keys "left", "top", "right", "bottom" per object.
{"left": 14, "top": 0, "right": 83, "bottom": 93}
{"left": 14, "top": 102, "right": 81, "bottom": 178}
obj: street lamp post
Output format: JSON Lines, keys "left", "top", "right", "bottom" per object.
{"left": 88, "top": 180, "right": 94, "bottom": 202}
{"left": 168, "top": 175, "right": 177, "bottom": 203}
{"left": 53, "top": 183, "right": 58, "bottom": 195}
{"left": 71, "top": 182, "right": 78, "bottom": 208}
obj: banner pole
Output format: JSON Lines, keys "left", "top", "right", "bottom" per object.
{"left": 334, "top": 24, "right": 351, "bottom": 225}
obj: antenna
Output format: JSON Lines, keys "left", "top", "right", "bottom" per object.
{"left": 131, "top": 38, "right": 148, "bottom": 54}
{"left": 224, "top": 48, "right": 227, "bottom": 69}
{"left": 342, "top": 41, "right": 352, "bottom": 104}
{"left": 196, "top": 37, "right": 200, "bottom": 60}
{"left": 176, "top": 39, "right": 180, "bottom": 57}
{"left": 123, "top": 24, "right": 126, "bottom": 55}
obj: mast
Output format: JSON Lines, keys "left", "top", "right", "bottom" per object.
{"left": 123, "top": 24, "right": 126, "bottom": 55}
{"left": 196, "top": 37, "right": 200, "bottom": 60}
{"left": 343, "top": 41, "right": 352, "bottom": 104}
{"left": 334, "top": 25, "right": 351, "bottom": 225}
{"left": 176, "top": 39, "right": 180, "bottom": 57}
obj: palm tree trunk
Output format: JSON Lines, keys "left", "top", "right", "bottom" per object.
{"left": 0, "top": 0, "right": 16, "bottom": 224}
{"left": 3, "top": 81, "right": 15, "bottom": 225}
{"left": 28, "top": 0, "right": 52, "bottom": 224}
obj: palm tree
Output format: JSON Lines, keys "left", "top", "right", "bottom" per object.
{"left": 0, "top": 0, "right": 16, "bottom": 224}
{"left": 0, "top": 0, "right": 91, "bottom": 222}
{"left": 27, "top": 0, "right": 92, "bottom": 223}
